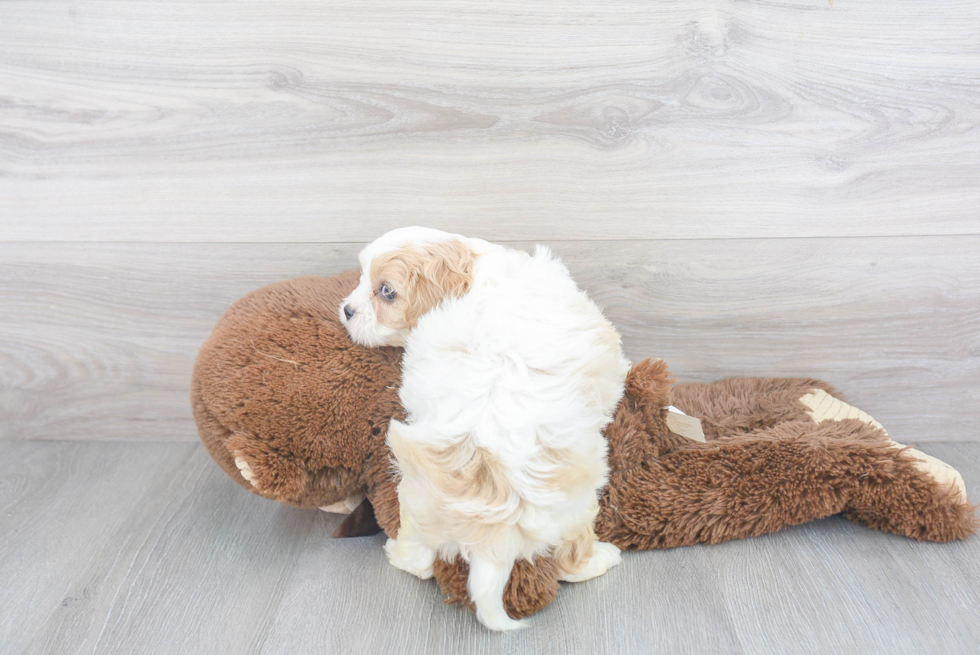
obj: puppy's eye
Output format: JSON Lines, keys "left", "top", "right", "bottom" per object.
{"left": 379, "top": 283, "right": 397, "bottom": 302}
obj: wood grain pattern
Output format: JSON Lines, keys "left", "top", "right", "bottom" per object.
{"left": 1, "top": 237, "right": 977, "bottom": 442}
{"left": 2, "top": 0, "right": 979, "bottom": 241}
{"left": 1, "top": 441, "right": 978, "bottom": 654}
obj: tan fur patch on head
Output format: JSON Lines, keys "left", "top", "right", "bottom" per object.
{"left": 369, "top": 239, "right": 476, "bottom": 331}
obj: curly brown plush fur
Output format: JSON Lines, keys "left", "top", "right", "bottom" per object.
{"left": 192, "top": 273, "right": 977, "bottom": 620}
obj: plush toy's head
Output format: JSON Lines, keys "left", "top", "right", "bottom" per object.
{"left": 191, "top": 271, "right": 405, "bottom": 509}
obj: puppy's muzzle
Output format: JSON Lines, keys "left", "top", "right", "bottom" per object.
{"left": 344, "top": 304, "right": 356, "bottom": 320}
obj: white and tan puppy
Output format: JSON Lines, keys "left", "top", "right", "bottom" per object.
{"left": 340, "top": 227, "right": 630, "bottom": 631}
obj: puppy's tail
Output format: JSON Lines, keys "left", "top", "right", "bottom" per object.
{"left": 468, "top": 556, "right": 526, "bottom": 631}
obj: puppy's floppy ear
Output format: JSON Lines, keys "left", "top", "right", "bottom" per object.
{"left": 423, "top": 239, "right": 475, "bottom": 297}
{"left": 405, "top": 240, "right": 475, "bottom": 323}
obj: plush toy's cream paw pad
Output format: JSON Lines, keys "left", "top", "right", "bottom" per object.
{"left": 559, "top": 541, "right": 623, "bottom": 583}
{"left": 799, "top": 389, "right": 887, "bottom": 434}
{"left": 233, "top": 454, "right": 259, "bottom": 488}
{"left": 799, "top": 391, "right": 968, "bottom": 502}
{"left": 384, "top": 537, "right": 435, "bottom": 580}
{"left": 894, "top": 446, "right": 968, "bottom": 504}
{"left": 319, "top": 493, "right": 366, "bottom": 514}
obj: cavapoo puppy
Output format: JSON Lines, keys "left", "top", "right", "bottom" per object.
{"left": 340, "top": 227, "right": 630, "bottom": 630}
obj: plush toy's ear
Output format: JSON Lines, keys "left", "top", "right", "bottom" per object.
{"left": 624, "top": 358, "right": 674, "bottom": 414}
{"left": 332, "top": 497, "right": 383, "bottom": 537}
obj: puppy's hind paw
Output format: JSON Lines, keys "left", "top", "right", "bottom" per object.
{"left": 559, "top": 541, "right": 622, "bottom": 583}
{"left": 385, "top": 537, "right": 435, "bottom": 580}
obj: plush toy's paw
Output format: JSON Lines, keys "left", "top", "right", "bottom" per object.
{"left": 800, "top": 389, "right": 969, "bottom": 503}
{"left": 234, "top": 454, "right": 259, "bottom": 488}
{"left": 800, "top": 389, "right": 887, "bottom": 432}
{"left": 385, "top": 537, "right": 436, "bottom": 580}
{"left": 896, "top": 446, "right": 969, "bottom": 503}
{"left": 558, "top": 541, "right": 622, "bottom": 583}
{"left": 319, "top": 493, "right": 366, "bottom": 514}
{"left": 226, "top": 436, "right": 314, "bottom": 503}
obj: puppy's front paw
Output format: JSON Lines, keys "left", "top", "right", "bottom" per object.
{"left": 385, "top": 537, "right": 435, "bottom": 580}
{"left": 559, "top": 541, "right": 622, "bottom": 583}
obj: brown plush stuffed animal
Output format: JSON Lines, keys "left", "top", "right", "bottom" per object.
{"left": 192, "top": 272, "right": 977, "bottom": 620}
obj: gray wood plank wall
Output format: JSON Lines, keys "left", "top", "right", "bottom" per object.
{"left": 1, "top": 0, "right": 978, "bottom": 442}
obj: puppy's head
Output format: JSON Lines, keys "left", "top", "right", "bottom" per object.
{"left": 340, "top": 227, "right": 476, "bottom": 347}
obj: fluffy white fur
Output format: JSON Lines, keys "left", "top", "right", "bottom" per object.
{"left": 341, "top": 227, "right": 630, "bottom": 631}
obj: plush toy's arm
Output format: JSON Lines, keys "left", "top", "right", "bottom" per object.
{"left": 599, "top": 419, "right": 976, "bottom": 550}
{"left": 669, "top": 377, "right": 842, "bottom": 438}
{"left": 360, "top": 443, "right": 401, "bottom": 539}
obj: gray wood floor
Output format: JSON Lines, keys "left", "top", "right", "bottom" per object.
{"left": 1, "top": 440, "right": 978, "bottom": 655}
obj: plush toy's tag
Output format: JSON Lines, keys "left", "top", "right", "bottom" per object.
{"left": 666, "top": 406, "right": 705, "bottom": 443}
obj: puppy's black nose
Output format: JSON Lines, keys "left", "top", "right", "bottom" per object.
{"left": 343, "top": 304, "right": 355, "bottom": 320}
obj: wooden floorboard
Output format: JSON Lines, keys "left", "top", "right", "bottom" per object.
{"left": 0, "top": 440, "right": 977, "bottom": 654}
{"left": 2, "top": 237, "right": 977, "bottom": 442}
{"left": 2, "top": 0, "right": 979, "bottom": 241}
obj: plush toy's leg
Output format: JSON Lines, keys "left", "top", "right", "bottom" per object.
{"left": 673, "top": 379, "right": 969, "bottom": 503}
{"left": 666, "top": 379, "right": 974, "bottom": 541}
{"left": 796, "top": 389, "right": 974, "bottom": 540}
{"left": 670, "top": 377, "right": 841, "bottom": 438}
{"left": 799, "top": 389, "right": 967, "bottom": 503}
{"left": 600, "top": 418, "right": 977, "bottom": 550}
